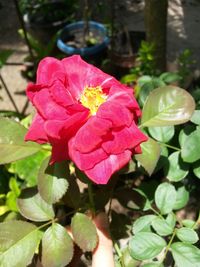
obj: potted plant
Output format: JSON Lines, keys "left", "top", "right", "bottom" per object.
{"left": 20, "top": 0, "right": 78, "bottom": 44}
{"left": 56, "top": 0, "right": 109, "bottom": 60}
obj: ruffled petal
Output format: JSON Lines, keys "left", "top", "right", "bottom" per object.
{"left": 26, "top": 83, "right": 46, "bottom": 103}
{"left": 102, "top": 122, "right": 148, "bottom": 154}
{"left": 108, "top": 85, "right": 141, "bottom": 116}
{"left": 62, "top": 55, "right": 116, "bottom": 99}
{"left": 97, "top": 102, "right": 133, "bottom": 127}
{"left": 85, "top": 150, "right": 132, "bottom": 184}
{"left": 25, "top": 114, "right": 48, "bottom": 144}
{"left": 49, "top": 79, "right": 74, "bottom": 107}
{"left": 36, "top": 57, "right": 64, "bottom": 84}
{"left": 33, "top": 89, "right": 69, "bottom": 120}
{"left": 69, "top": 138, "right": 108, "bottom": 170}
{"left": 74, "top": 116, "right": 112, "bottom": 153}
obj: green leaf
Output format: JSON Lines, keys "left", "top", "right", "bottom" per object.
{"left": 0, "top": 49, "right": 13, "bottom": 68}
{"left": 179, "top": 125, "right": 196, "bottom": 147}
{"left": 173, "top": 185, "right": 189, "bottom": 210}
{"left": 141, "top": 86, "right": 195, "bottom": 127}
{"left": 63, "top": 175, "right": 81, "bottom": 209}
{"left": 71, "top": 213, "right": 98, "bottom": 252}
{"left": 8, "top": 150, "right": 49, "bottom": 187}
{"left": 148, "top": 126, "right": 175, "bottom": 143}
{"left": 122, "top": 247, "right": 139, "bottom": 267}
{"left": 182, "top": 219, "right": 196, "bottom": 228}
{"left": 17, "top": 188, "right": 55, "bottom": 221}
{"left": 38, "top": 157, "right": 69, "bottom": 204}
{"left": 181, "top": 128, "right": 200, "bottom": 163}
{"left": 159, "top": 72, "right": 181, "bottom": 84}
{"left": 129, "top": 232, "right": 166, "bottom": 260}
{"left": 142, "top": 263, "right": 164, "bottom": 267}
{"left": 151, "top": 216, "right": 174, "bottom": 236}
{"left": 193, "top": 160, "right": 200, "bottom": 178}
{"left": 155, "top": 182, "right": 177, "bottom": 214}
{"left": 166, "top": 212, "right": 176, "bottom": 229}
{"left": 0, "top": 118, "right": 41, "bottom": 164}
{"left": 135, "top": 137, "right": 161, "bottom": 175}
{"left": 133, "top": 215, "right": 156, "bottom": 234}
{"left": 176, "top": 227, "right": 199, "bottom": 244}
{"left": 171, "top": 242, "right": 200, "bottom": 267}
{"left": 190, "top": 110, "right": 200, "bottom": 125}
{"left": 0, "top": 220, "right": 42, "bottom": 267}
{"left": 164, "top": 151, "right": 189, "bottom": 182}
{"left": 42, "top": 223, "right": 73, "bottom": 267}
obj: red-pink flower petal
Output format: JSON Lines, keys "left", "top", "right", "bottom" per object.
{"left": 25, "top": 114, "right": 48, "bottom": 144}
{"left": 102, "top": 122, "right": 148, "bottom": 154}
{"left": 97, "top": 102, "right": 133, "bottom": 127}
{"left": 74, "top": 116, "right": 112, "bottom": 153}
{"left": 62, "top": 55, "right": 116, "bottom": 99}
{"left": 49, "top": 79, "right": 74, "bottom": 107}
{"left": 85, "top": 150, "right": 132, "bottom": 184}
{"left": 108, "top": 86, "right": 141, "bottom": 116}
{"left": 69, "top": 138, "right": 108, "bottom": 170}
{"left": 33, "top": 89, "right": 69, "bottom": 120}
{"left": 36, "top": 57, "right": 64, "bottom": 84}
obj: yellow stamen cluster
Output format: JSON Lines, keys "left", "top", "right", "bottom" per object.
{"left": 80, "top": 85, "right": 107, "bottom": 115}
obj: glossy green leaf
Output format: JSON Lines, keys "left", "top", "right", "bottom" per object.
{"left": 151, "top": 217, "right": 174, "bottom": 236}
{"left": 17, "top": 188, "right": 55, "bottom": 221}
{"left": 160, "top": 72, "right": 181, "bottom": 84}
{"left": 0, "top": 220, "right": 41, "bottom": 267}
{"left": 42, "top": 223, "right": 73, "bottom": 267}
{"left": 179, "top": 125, "right": 196, "bottom": 147}
{"left": 71, "top": 213, "right": 98, "bottom": 252}
{"left": 190, "top": 110, "right": 200, "bottom": 125}
{"left": 173, "top": 185, "right": 189, "bottom": 210}
{"left": 8, "top": 150, "right": 49, "bottom": 187}
{"left": 155, "top": 182, "right": 176, "bottom": 214}
{"left": 171, "top": 242, "right": 200, "bottom": 267}
{"left": 141, "top": 86, "right": 195, "bottom": 127}
{"left": 176, "top": 227, "right": 199, "bottom": 244}
{"left": 148, "top": 126, "right": 174, "bottom": 143}
{"left": 166, "top": 212, "right": 176, "bottom": 229}
{"left": 182, "top": 219, "right": 196, "bottom": 229}
{"left": 181, "top": 128, "right": 200, "bottom": 163}
{"left": 165, "top": 151, "right": 189, "bottom": 182}
{"left": 193, "top": 160, "right": 200, "bottom": 178}
{"left": 135, "top": 137, "right": 161, "bottom": 175}
{"left": 129, "top": 232, "right": 166, "bottom": 260}
{"left": 133, "top": 215, "right": 156, "bottom": 234}
{"left": 0, "top": 118, "right": 41, "bottom": 164}
{"left": 154, "top": 146, "right": 168, "bottom": 173}
{"left": 122, "top": 247, "right": 139, "bottom": 267}
{"left": 38, "top": 157, "right": 69, "bottom": 204}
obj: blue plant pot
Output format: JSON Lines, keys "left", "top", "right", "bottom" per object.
{"left": 57, "top": 21, "right": 109, "bottom": 57}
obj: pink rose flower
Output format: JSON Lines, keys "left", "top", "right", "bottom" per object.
{"left": 25, "top": 55, "right": 147, "bottom": 184}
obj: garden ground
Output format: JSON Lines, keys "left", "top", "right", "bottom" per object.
{"left": 0, "top": 0, "right": 200, "bottom": 112}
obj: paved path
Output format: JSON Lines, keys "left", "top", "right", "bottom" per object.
{"left": 0, "top": 0, "right": 200, "bottom": 112}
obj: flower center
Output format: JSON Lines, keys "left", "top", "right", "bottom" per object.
{"left": 80, "top": 85, "right": 108, "bottom": 115}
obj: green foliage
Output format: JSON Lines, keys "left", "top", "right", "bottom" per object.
{"left": 42, "top": 223, "right": 73, "bottom": 267}
{"left": 0, "top": 220, "right": 42, "bottom": 267}
{"left": 71, "top": 213, "right": 98, "bottom": 252}
{"left": 38, "top": 157, "right": 69, "bottom": 204}
{"left": 0, "top": 117, "right": 41, "bottom": 164}
{"left": 0, "top": 75, "right": 200, "bottom": 266}
{"left": 0, "top": 50, "right": 13, "bottom": 68}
